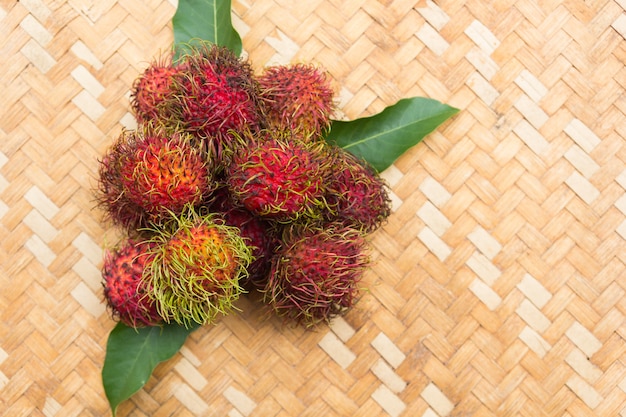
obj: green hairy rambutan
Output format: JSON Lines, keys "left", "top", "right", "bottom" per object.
{"left": 264, "top": 223, "right": 369, "bottom": 327}
{"left": 102, "top": 240, "right": 162, "bottom": 328}
{"left": 259, "top": 63, "right": 335, "bottom": 137}
{"left": 226, "top": 130, "right": 331, "bottom": 222}
{"left": 145, "top": 207, "right": 253, "bottom": 327}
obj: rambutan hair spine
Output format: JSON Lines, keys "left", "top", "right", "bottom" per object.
{"left": 140, "top": 204, "right": 255, "bottom": 328}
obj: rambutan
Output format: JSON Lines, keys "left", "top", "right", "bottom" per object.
{"left": 130, "top": 55, "right": 180, "bottom": 124}
{"left": 259, "top": 63, "right": 335, "bottom": 137}
{"left": 208, "top": 186, "right": 277, "bottom": 290}
{"left": 102, "top": 240, "right": 162, "bottom": 328}
{"left": 263, "top": 223, "right": 369, "bottom": 327}
{"left": 96, "top": 125, "right": 214, "bottom": 230}
{"left": 325, "top": 147, "right": 392, "bottom": 233}
{"left": 226, "top": 131, "right": 331, "bottom": 222}
{"left": 145, "top": 207, "right": 253, "bottom": 327}
{"left": 163, "top": 43, "right": 263, "bottom": 165}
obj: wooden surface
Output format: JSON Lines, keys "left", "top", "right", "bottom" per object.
{"left": 1, "top": 0, "right": 626, "bottom": 415}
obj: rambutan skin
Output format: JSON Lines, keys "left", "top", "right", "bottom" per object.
{"left": 325, "top": 148, "right": 392, "bottom": 233}
{"left": 263, "top": 223, "right": 370, "bottom": 327}
{"left": 145, "top": 208, "right": 253, "bottom": 327}
{"left": 102, "top": 240, "right": 163, "bottom": 328}
{"left": 226, "top": 131, "right": 331, "bottom": 222}
{"left": 259, "top": 63, "right": 335, "bottom": 137}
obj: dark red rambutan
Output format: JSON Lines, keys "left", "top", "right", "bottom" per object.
{"left": 96, "top": 125, "right": 215, "bottom": 230}
{"left": 102, "top": 240, "right": 162, "bottom": 328}
{"left": 324, "top": 147, "right": 392, "bottom": 233}
{"left": 130, "top": 55, "right": 180, "bottom": 124}
{"left": 263, "top": 223, "right": 369, "bottom": 327}
{"left": 209, "top": 186, "right": 277, "bottom": 290}
{"left": 145, "top": 207, "right": 253, "bottom": 327}
{"left": 226, "top": 131, "right": 331, "bottom": 222}
{"left": 258, "top": 63, "right": 335, "bottom": 137}
{"left": 163, "top": 43, "right": 263, "bottom": 165}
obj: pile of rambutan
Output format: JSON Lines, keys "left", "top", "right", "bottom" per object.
{"left": 97, "top": 42, "right": 392, "bottom": 329}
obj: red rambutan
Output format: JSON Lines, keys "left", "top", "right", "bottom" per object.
{"left": 263, "top": 223, "right": 369, "bottom": 327}
{"left": 259, "top": 63, "right": 335, "bottom": 137}
{"left": 163, "top": 43, "right": 263, "bottom": 165}
{"left": 130, "top": 55, "right": 180, "bottom": 124}
{"left": 102, "top": 240, "right": 162, "bottom": 328}
{"left": 325, "top": 147, "right": 392, "bottom": 233}
{"left": 209, "top": 186, "right": 277, "bottom": 290}
{"left": 97, "top": 125, "right": 214, "bottom": 230}
{"left": 226, "top": 131, "right": 331, "bottom": 222}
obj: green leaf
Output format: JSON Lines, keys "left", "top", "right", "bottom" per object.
{"left": 172, "top": 0, "right": 242, "bottom": 58}
{"left": 102, "top": 322, "right": 198, "bottom": 416}
{"left": 326, "top": 97, "right": 459, "bottom": 172}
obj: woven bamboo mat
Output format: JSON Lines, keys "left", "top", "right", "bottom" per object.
{"left": 1, "top": 0, "right": 625, "bottom": 415}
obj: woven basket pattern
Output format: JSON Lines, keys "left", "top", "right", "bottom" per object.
{"left": 1, "top": 0, "right": 625, "bottom": 415}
